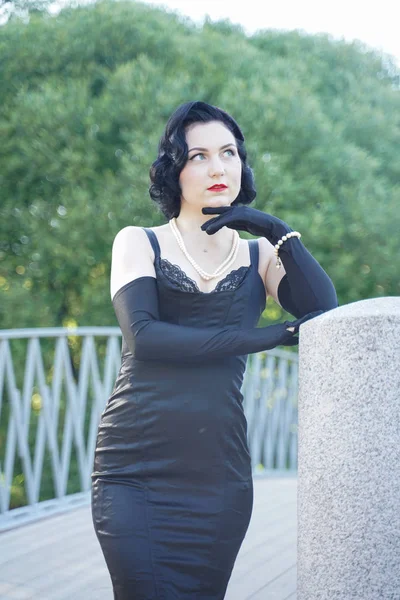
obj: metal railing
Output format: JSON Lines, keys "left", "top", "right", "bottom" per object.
{"left": 0, "top": 327, "right": 298, "bottom": 530}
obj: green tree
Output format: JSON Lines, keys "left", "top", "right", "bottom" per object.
{"left": 1, "top": 0, "right": 399, "bottom": 332}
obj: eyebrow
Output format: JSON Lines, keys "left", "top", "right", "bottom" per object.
{"left": 188, "top": 143, "right": 236, "bottom": 153}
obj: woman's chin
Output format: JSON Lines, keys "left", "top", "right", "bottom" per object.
{"left": 204, "top": 196, "right": 232, "bottom": 206}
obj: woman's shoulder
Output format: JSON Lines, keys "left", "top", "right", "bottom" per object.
{"left": 254, "top": 237, "right": 286, "bottom": 300}
{"left": 147, "top": 224, "right": 169, "bottom": 234}
{"left": 255, "top": 237, "right": 274, "bottom": 273}
{"left": 112, "top": 224, "right": 169, "bottom": 261}
{"left": 113, "top": 223, "right": 164, "bottom": 241}
{"left": 110, "top": 226, "right": 157, "bottom": 299}
{"left": 112, "top": 225, "right": 153, "bottom": 255}
{"left": 256, "top": 235, "right": 275, "bottom": 254}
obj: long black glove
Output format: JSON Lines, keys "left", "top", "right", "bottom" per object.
{"left": 201, "top": 206, "right": 338, "bottom": 319}
{"left": 112, "top": 276, "right": 324, "bottom": 363}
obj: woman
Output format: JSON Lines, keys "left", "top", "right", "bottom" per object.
{"left": 91, "top": 101, "right": 337, "bottom": 599}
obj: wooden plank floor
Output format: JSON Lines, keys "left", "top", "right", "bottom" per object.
{"left": 0, "top": 477, "right": 297, "bottom": 600}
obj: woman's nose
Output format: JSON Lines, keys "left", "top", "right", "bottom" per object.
{"left": 208, "top": 157, "right": 225, "bottom": 177}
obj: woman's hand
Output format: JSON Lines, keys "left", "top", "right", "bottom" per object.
{"left": 285, "top": 309, "right": 325, "bottom": 333}
{"left": 202, "top": 206, "right": 338, "bottom": 321}
{"left": 266, "top": 309, "right": 326, "bottom": 348}
{"left": 201, "top": 205, "right": 292, "bottom": 245}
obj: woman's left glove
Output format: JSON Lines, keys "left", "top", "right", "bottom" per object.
{"left": 202, "top": 204, "right": 338, "bottom": 320}
{"left": 201, "top": 205, "right": 292, "bottom": 247}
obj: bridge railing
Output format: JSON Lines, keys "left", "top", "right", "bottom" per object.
{"left": 0, "top": 327, "right": 298, "bottom": 530}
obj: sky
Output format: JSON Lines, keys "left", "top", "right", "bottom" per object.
{"left": 138, "top": 0, "right": 400, "bottom": 67}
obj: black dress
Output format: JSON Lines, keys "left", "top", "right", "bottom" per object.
{"left": 91, "top": 228, "right": 266, "bottom": 599}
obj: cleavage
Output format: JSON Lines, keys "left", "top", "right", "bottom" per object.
{"left": 159, "top": 258, "right": 250, "bottom": 294}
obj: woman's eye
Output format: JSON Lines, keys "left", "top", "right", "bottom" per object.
{"left": 189, "top": 149, "right": 236, "bottom": 161}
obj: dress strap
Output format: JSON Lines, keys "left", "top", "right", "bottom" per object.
{"left": 248, "top": 239, "right": 259, "bottom": 268}
{"left": 142, "top": 228, "right": 161, "bottom": 261}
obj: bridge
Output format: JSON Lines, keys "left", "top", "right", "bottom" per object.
{"left": 0, "top": 327, "right": 298, "bottom": 599}
{"left": 3, "top": 299, "right": 398, "bottom": 599}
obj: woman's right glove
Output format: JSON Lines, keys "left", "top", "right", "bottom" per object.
{"left": 112, "top": 276, "right": 324, "bottom": 363}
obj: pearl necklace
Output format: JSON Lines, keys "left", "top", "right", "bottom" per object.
{"left": 169, "top": 217, "right": 240, "bottom": 281}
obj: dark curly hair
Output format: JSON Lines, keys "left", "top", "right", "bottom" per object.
{"left": 149, "top": 101, "right": 257, "bottom": 219}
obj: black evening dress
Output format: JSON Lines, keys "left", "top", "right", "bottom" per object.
{"left": 91, "top": 228, "right": 266, "bottom": 599}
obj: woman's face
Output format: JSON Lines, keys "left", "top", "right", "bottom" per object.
{"left": 178, "top": 120, "right": 242, "bottom": 211}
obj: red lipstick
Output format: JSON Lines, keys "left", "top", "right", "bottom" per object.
{"left": 207, "top": 184, "right": 228, "bottom": 191}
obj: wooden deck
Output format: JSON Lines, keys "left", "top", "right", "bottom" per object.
{"left": 0, "top": 476, "right": 297, "bottom": 600}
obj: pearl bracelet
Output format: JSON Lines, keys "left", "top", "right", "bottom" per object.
{"left": 274, "top": 231, "right": 301, "bottom": 269}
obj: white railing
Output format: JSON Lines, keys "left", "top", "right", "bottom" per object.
{"left": 243, "top": 348, "right": 299, "bottom": 473}
{"left": 0, "top": 327, "right": 298, "bottom": 530}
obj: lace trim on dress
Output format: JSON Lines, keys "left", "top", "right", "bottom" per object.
{"left": 159, "top": 259, "right": 250, "bottom": 293}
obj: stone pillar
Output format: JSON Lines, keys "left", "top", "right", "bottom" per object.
{"left": 297, "top": 297, "right": 400, "bottom": 600}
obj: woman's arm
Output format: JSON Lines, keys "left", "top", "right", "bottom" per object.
{"left": 110, "top": 226, "right": 156, "bottom": 300}
{"left": 258, "top": 235, "right": 337, "bottom": 319}
{"left": 110, "top": 227, "right": 322, "bottom": 363}
{"left": 201, "top": 207, "right": 338, "bottom": 319}
{"left": 113, "top": 276, "right": 322, "bottom": 363}
{"left": 274, "top": 236, "right": 338, "bottom": 318}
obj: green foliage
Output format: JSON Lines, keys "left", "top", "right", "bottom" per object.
{"left": 1, "top": 0, "right": 399, "bottom": 332}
